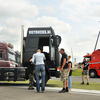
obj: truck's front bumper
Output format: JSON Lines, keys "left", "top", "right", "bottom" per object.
{"left": 0, "top": 67, "right": 27, "bottom": 81}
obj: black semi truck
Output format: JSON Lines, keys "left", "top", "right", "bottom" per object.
{"left": 0, "top": 26, "right": 61, "bottom": 85}
{"left": 22, "top": 26, "right": 61, "bottom": 85}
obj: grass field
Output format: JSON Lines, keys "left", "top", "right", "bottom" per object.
{"left": 72, "top": 69, "right": 82, "bottom": 76}
{"left": 0, "top": 79, "right": 100, "bottom": 91}
{"left": 47, "top": 80, "right": 100, "bottom": 91}
{"left": 0, "top": 80, "right": 29, "bottom": 84}
{"left": 0, "top": 69, "right": 99, "bottom": 91}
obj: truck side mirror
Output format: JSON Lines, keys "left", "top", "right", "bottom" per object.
{"left": 51, "top": 39, "right": 53, "bottom": 45}
{"left": 54, "top": 35, "right": 61, "bottom": 47}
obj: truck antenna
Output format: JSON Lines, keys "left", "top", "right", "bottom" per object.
{"left": 94, "top": 31, "right": 100, "bottom": 51}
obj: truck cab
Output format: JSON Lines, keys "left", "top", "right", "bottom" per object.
{"left": 84, "top": 49, "right": 100, "bottom": 78}
{"left": 22, "top": 27, "right": 61, "bottom": 84}
{"left": 0, "top": 42, "right": 17, "bottom": 67}
{"left": 0, "top": 42, "right": 26, "bottom": 81}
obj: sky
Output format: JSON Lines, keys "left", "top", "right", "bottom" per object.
{"left": 0, "top": 0, "right": 100, "bottom": 62}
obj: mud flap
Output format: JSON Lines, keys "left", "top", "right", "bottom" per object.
{"left": 56, "top": 71, "right": 61, "bottom": 78}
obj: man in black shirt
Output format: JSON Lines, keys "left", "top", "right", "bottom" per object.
{"left": 81, "top": 58, "right": 89, "bottom": 85}
{"left": 59, "top": 48, "right": 69, "bottom": 93}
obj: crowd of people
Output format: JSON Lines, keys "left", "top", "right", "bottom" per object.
{"left": 28, "top": 48, "right": 89, "bottom": 93}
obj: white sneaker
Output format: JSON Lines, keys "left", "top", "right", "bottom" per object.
{"left": 41, "top": 90, "right": 46, "bottom": 93}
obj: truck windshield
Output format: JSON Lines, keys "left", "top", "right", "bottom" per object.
{"left": 16, "top": 56, "right": 20, "bottom": 63}
{"left": 43, "top": 46, "right": 49, "bottom": 53}
{"left": 85, "top": 56, "right": 91, "bottom": 61}
{"left": 8, "top": 53, "right": 15, "bottom": 61}
{"left": 0, "top": 50, "right": 3, "bottom": 59}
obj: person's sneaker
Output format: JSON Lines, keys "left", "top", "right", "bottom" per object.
{"left": 66, "top": 87, "right": 69, "bottom": 92}
{"left": 66, "top": 89, "right": 69, "bottom": 92}
{"left": 35, "top": 91, "right": 40, "bottom": 93}
{"left": 28, "top": 87, "right": 34, "bottom": 90}
{"left": 81, "top": 82, "right": 84, "bottom": 85}
{"left": 86, "top": 82, "right": 89, "bottom": 85}
{"left": 41, "top": 90, "right": 46, "bottom": 93}
{"left": 59, "top": 88, "right": 66, "bottom": 93}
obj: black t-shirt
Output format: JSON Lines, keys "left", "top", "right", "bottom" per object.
{"left": 61, "top": 53, "right": 68, "bottom": 69}
{"left": 68, "top": 61, "right": 72, "bottom": 76}
{"left": 82, "top": 61, "right": 89, "bottom": 70}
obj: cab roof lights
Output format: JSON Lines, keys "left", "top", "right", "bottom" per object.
{"left": 8, "top": 43, "right": 14, "bottom": 49}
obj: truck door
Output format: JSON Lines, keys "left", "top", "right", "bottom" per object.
{"left": 24, "top": 37, "right": 39, "bottom": 62}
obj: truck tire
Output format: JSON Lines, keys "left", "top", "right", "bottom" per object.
{"left": 89, "top": 70, "right": 97, "bottom": 78}
{"left": 33, "top": 71, "right": 49, "bottom": 86}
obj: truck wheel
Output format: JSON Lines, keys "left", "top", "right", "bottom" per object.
{"left": 33, "top": 71, "right": 49, "bottom": 86}
{"left": 89, "top": 70, "right": 97, "bottom": 78}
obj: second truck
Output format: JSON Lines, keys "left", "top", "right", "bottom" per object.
{"left": 84, "top": 31, "right": 100, "bottom": 78}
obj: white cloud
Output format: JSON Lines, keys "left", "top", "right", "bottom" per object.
{"left": 0, "top": 0, "right": 39, "bottom": 18}
{"left": 61, "top": 0, "right": 100, "bottom": 5}
{"left": 39, "top": 6, "right": 55, "bottom": 15}
{"left": 0, "top": 26, "right": 3, "bottom": 32}
{"left": 68, "top": 34, "right": 99, "bottom": 62}
{"left": 60, "top": 0, "right": 100, "bottom": 21}
{"left": 0, "top": 0, "right": 39, "bottom": 51}
{"left": 81, "top": 25, "right": 99, "bottom": 37}
{"left": 0, "top": 17, "right": 33, "bottom": 50}
{"left": 89, "top": 4, "right": 100, "bottom": 18}
{"left": 34, "top": 16, "right": 71, "bottom": 34}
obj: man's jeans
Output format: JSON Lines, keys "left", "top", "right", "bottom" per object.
{"left": 35, "top": 65, "right": 45, "bottom": 92}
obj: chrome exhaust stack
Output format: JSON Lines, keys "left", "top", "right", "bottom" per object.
{"left": 20, "top": 25, "right": 24, "bottom": 66}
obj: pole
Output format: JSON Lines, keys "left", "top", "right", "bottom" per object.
{"left": 71, "top": 47, "right": 73, "bottom": 62}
